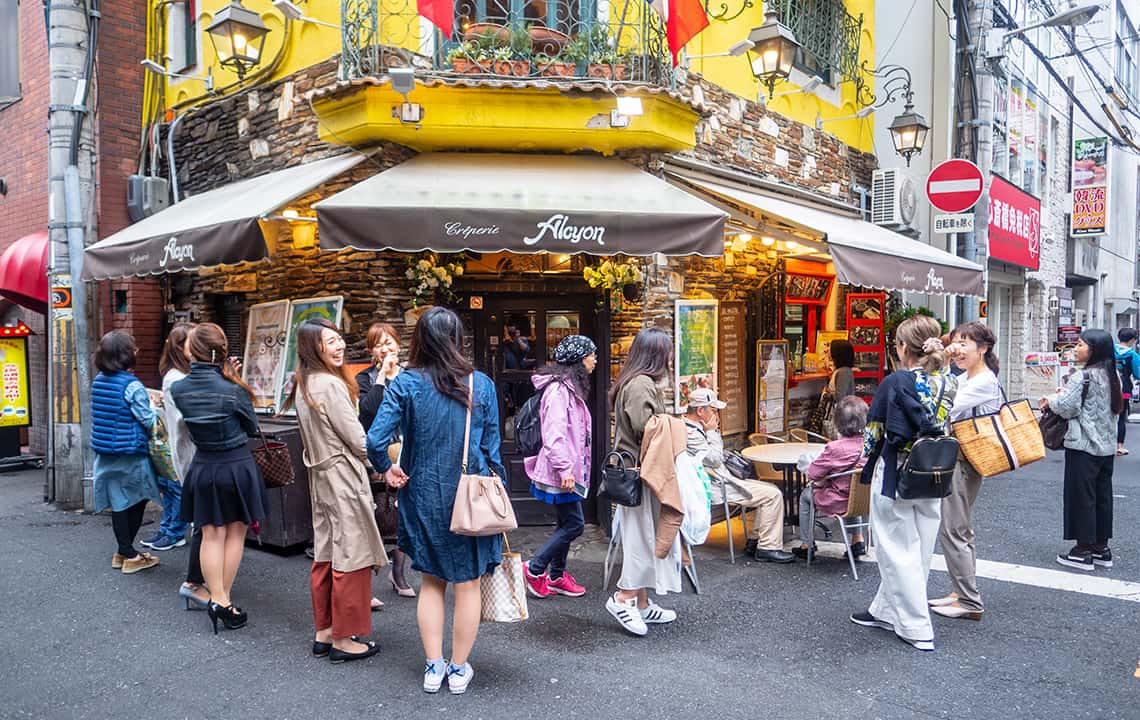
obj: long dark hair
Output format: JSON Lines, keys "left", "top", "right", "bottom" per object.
{"left": 159, "top": 322, "right": 194, "bottom": 376}
{"left": 1081, "top": 328, "right": 1123, "bottom": 415}
{"left": 408, "top": 306, "right": 474, "bottom": 407}
{"left": 951, "top": 321, "right": 1000, "bottom": 375}
{"left": 187, "top": 322, "right": 255, "bottom": 400}
{"left": 536, "top": 362, "right": 592, "bottom": 399}
{"left": 284, "top": 319, "right": 358, "bottom": 411}
{"left": 609, "top": 327, "right": 671, "bottom": 410}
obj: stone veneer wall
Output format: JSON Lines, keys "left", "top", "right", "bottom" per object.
{"left": 169, "top": 59, "right": 877, "bottom": 430}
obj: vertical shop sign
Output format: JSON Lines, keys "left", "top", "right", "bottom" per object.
{"left": 1071, "top": 136, "right": 1109, "bottom": 236}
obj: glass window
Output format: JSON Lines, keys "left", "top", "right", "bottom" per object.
{"left": 1008, "top": 77, "right": 1025, "bottom": 188}
{"left": 0, "top": 0, "right": 18, "bottom": 105}
{"left": 545, "top": 311, "right": 581, "bottom": 360}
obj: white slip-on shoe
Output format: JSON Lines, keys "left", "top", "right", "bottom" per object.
{"left": 446, "top": 662, "right": 475, "bottom": 695}
{"left": 423, "top": 658, "right": 447, "bottom": 694}
{"left": 606, "top": 593, "right": 648, "bottom": 636}
{"left": 639, "top": 602, "right": 677, "bottom": 624}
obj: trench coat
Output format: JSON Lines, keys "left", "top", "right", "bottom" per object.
{"left": 294, "top": 372, "right": 388, "bottom": 573}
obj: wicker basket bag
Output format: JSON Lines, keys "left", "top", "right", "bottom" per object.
{"left": 952, "top": 399, "right": 1046, "bottom": 478}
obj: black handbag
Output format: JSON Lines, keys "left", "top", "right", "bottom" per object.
{"left": 724, "top": 451, "right": 758, "bottom": 481}
{"left": 601, "top": 450, "right": 642, "bottom": 507}
{"left": 896, "top": 379, "right": 957, "bottom": 500}
{"left": 1039, "top": 376, "right": 1089, "bottom": 451}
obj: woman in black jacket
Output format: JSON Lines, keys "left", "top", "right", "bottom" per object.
{"left": 356, "top": 322, "right": 415, "bottom": 598}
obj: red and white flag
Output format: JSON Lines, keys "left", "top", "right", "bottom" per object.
{"left": 650, "top": 0, "right": 710, "bottom": 66}
{"left": 418, "top": 0, "right": 454, "bottom": 39}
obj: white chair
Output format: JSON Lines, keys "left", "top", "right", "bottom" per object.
{"left": 806, "top": 469, "right": 872, "bottom": 580}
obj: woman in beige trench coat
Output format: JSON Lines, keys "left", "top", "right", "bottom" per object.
{"left": 288, "top": 318, "right": 387, "bottom": 664}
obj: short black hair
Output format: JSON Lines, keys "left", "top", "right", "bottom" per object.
{"left": 1119, "top": 327, "right": 1138, "bottom": 343}
{"left": 829, "top": 339, "right": 855, "bottom": 369}
{"left": 94, "top": 330, "right": 137, "bottom": 373}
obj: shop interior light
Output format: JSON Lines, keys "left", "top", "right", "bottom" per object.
{"left": 206, "top": 0, "right": 271, "bottom": 81}
{"left": 783, "top": 240, "right": 799, "bottom": 251}
{"left": 281, "top": 209, "right": 300, "bottom": 219}
{"left": 760, "top": 236, "right": 776, "bottom": 247}
{"left": 747, "top": 10, "right": 801, "bottom": 98}
{"left": 0, "top": 322, "right": 33, "bottom": 337}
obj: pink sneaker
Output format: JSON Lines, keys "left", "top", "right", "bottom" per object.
{"left": 547, "top": 572, "right": 586, "bottom": 597}
{"left": 523, "top": 563, "right": 551, "bottom": 598}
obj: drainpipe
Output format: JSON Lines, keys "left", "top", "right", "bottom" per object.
{"left": 166, "top": 112, "right": 186, "bottom": 203}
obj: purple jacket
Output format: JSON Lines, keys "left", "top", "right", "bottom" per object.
{"left": 806, "top": 435, "right": 866, "bottom": 516}
{"left": 523, "top": 373, "right": 592, "bottom": 496}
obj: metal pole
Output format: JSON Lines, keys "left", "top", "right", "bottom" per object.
{"left": 963, "top": 0, "right": 995, "bottom": 322}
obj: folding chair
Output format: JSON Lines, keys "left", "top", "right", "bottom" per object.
{"left": 789, "top": 428, "right": 830, "bottom": 443}
{"left": 707, "top": 472, "right": 753, "bottom": 563}
{"left": 603, "top": 507, "right": 701, "bottom": 594}
{"left": 806, "top": 469, "right": 872, "bottom": 580}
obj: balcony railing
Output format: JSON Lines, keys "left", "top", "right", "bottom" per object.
{"left": 341, "top": 0, "right": 676, "bottom": 87}
{"left": 775, "top": 0, "right": 862, "bottom": 86}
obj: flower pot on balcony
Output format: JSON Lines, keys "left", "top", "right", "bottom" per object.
{"left": 538, "top": 61, "right": 577, "bottom": 78}
{"left": 587, "top": 63, "right": 628, "bottom": 81}
{"left": 529, "top": 26, "right": 571, "bottom": 56}
{"left": 493, "top": 59, "right": 531, "bottom": 77}
{"left": 451, "top": 58, "right": 486, "bottom": 74}
{"left": 464, "top": 22, "right": 509, "bottom": 42}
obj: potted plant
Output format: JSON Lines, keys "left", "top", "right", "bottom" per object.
{"left": 583, "top": 258, "right": 642, "bottom": 313}
{"left": 577, "top": 25, "right": 629, "bottom": 81}
{"left": 405, "top": 253, "right": 465, "bottom": 324}
{"left": 446, "top": 41, "right": 480, "bottom": 74}
{"left": 535, "top": 53, "right": 576, "bottom": 78}
{"left": 490, "top": 24, "right": 532, "bottom": 76}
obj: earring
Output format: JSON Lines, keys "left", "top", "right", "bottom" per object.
{"left": 211, "top": 349, "right": 216, "bottom": 363}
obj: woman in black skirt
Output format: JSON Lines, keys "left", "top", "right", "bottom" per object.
{"left": 169, "top": 322, "right": 267, "bottom": 633}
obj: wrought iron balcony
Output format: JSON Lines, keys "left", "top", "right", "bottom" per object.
{"left": 341, "top": 0, "right": 676, "bottom": 87}
{"left": 773, "top": 0, "right": 862, "bottom": 86}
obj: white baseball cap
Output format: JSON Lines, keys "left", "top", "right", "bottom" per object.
{"left": 688, "top": 388, "right": 727, "bottom": 409}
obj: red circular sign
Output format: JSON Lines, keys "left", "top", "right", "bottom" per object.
{"left": 925, "top": 159, "right": 985, "bottom": 213}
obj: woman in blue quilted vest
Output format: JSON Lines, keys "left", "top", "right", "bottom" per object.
{"left": 91, "top": 331, "right": 162, "bottom": 575}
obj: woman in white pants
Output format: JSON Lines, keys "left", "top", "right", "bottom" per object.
{"left": 851, "top": 315, "right": 957, "bottom": 652}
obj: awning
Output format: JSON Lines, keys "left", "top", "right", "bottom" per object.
{"left": 314, "top": 153, "right": 727, "bottom": 256}
{"left": 671, "top": 175, "right": 986, "bottom": 297}
{"left": 0, "top": 232, "right": 49, "bottom": 314}
{"left": 82, "top": 153, "right": 366, "bottom": 280}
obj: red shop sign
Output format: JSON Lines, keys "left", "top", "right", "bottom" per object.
{"left": 987, "top": 174, "right": 1040, "bottom": 270}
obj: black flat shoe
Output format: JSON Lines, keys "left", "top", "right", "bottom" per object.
{"left": 850, "top": 541, "right": 867, "bottom": 558}
{"left": 312, "top": 641, "right": 332, "bottom": 657}
{"left": 791, "top": 545, "right": 815, "bottom": 560}
{"left": 328, "top": 640, "right": 380, "bottom": 664}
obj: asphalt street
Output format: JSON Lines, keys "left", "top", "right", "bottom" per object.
{"left": 1, "top": 438, "right": 1138, "bottom": 720}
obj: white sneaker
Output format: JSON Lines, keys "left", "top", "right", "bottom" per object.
{"left": 423, "top": 658, "right": 447, "bottom": 694}
{"left": 639, "top": 601, "right": 677, "bottom": 624}
{"left": 446, "top": 662, "right": 475, "bottom": 695}
{"left": 606, "top": 593, "right": 648, "bottom": 636}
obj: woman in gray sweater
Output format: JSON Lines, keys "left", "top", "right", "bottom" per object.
{"left": 1040, "top": 329, "right": 1121, "bottom": 571}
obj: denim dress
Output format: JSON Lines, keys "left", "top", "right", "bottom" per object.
{"left": 367, "top": 370, "right": 505, "bottom": 583}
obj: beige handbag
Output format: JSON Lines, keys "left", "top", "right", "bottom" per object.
{"left": 480, "top": 534, "right": 528, "bottom": 623}
{"left": 450, "top": 376, "right": 518, "bottom": 537}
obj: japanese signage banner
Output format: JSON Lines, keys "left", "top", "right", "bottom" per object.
{"left": 987, "top": 174, "right": 1041, "bottom": 270}
{"left": 0, "top": 338, "right": 31, "bottom": 428}
{"left": 1071, "top": 136, "right": 1109, "bottom": 236}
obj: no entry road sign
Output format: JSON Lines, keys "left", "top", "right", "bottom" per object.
{"left": 926, "top": 159, "right": 984, "bottom": 213}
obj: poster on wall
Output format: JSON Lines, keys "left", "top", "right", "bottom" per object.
{"left": 718, "top": 302, "right": 748, "bottom": 435}
{"left": 674, "top": 299, "right": 718, "bottom": 413}
{"left": 755, "top": 340, "right": 788, "bottom": 436}
{"left": 0, "top": 337, "right": 31, "bottom": 428}
{"left": 1071, "top": 136, "right": 1108, "bottom": 236}
{"left": 242, "top": 300, "right": 291, "bottom": 414}
{"left": 276, "top": 296, "right": 345, "bottom": 413}
{"left": 816, "top": 331, "right": 849, "bottom": 368}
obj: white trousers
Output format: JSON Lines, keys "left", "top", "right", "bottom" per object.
{"left": 615, "top": 488, "right": 682, "bottom": 595}
{"left": 867, "top": 458, "right": 942, "bottom": 642}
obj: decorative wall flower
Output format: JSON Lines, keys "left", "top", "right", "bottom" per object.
{"left": 407, "top": 252, "right": 465, "bottom": 307}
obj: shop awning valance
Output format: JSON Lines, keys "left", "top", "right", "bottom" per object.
{"left": 82, "top": 153, "right": 366, "bottom": 280}
{"left": 0, "top": 232, "right": 49, "bottom": 314}
{"left": 314, "top": 153, "right": 728, "bottom": 257}
{"left": 671, "top": 175, "right": 986, "bottom": 298}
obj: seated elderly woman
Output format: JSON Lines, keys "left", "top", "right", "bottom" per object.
{"left": 793, "top": 395, "right": 869, "bottom": 561}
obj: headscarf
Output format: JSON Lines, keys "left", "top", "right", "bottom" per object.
{"left": 554, "top": 335, "right": 597, "bottom": 366}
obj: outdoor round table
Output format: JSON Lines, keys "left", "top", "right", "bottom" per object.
{"left": 741, "top": 442, "right": 827, "bottom": 526}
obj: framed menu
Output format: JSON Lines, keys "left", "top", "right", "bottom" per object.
{"left": 276, "top": 295, "right": 345, "bottom": 413}
{"left": 675, "top": 299, "right": 719, "bottom": 412}
{"left": 242, "top": 300, "right": 291, "bottom": 413}
{"left": 718, "top": 302, "right": 748, "bottom": 435}
{"left": 755, "top": 340, "right": 789, "bottom": 436}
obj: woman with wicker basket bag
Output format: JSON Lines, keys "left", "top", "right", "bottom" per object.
{"left": 931, "top": 322, "right": 1003, "bottom": 621}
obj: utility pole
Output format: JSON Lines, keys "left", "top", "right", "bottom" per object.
{"left": 962, "top": 0, "right": 995, "bottom": 322}
{"left": 46, "top": 0, "right": 97, "bottom": 508}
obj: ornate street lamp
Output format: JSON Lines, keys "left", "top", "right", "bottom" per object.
{"left": 856, "top": 62, "right": 930, "bottom": 166}
{"left": 747, "top": 10, "right": 801, "bottom": 99}
{"left": 206, "top": 0, "right": 271, "bottom": 81}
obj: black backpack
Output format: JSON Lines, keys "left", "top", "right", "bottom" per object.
{"left": 896, "top": 378, "right": 959, "bottom": 500}
{"left": 513, "top": 388, "right": 546, "bottom": 458}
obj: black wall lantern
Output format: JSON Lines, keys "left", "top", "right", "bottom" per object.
{"left": 747, "top": 10, "right": 801, "bottom": 99}
{"left": 206, "top": 0, "right": 271, "bottom": 81}
{"left": 856, "top": 62, "right": 930, "bottom": 166}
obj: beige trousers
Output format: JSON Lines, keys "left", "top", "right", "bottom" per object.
{"left": 721, "top": 478, "right": 785, "bottom": 550}
{"left": 938, "top": 458, "right": 985, "bottom": 612}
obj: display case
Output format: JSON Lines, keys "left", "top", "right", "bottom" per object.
{"left": 780, "top": 260, "right": 835, "bottom": 374}
{"left": 845, "top": 292, "right": 886, "bottom": 399}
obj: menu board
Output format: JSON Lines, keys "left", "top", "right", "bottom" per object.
{"left": 755, "top": 340, "right": 789, "bottom": 435}
{"left": 674, "top": 299, "right": 719, "bottom": 412}
{"left": 718, "top": 302, "right": 748, "bottom": 435}
{"left": 242, "top": 300, "right": 291, "bottom": 413}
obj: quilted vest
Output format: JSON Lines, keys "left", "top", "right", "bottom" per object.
{"left": 91, "top": 371, "right": 149, "bottom": 455}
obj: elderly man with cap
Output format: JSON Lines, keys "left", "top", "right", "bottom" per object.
{"left": 523, "top": 334, "right": 599, "bottom": 598}
{"left": 683, "top": 388, "right": 794, "bottom": 563}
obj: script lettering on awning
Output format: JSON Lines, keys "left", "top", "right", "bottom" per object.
{"left": 523, "top": 214, "right": 607, "bottom": 247}
{"left": 159, "top": 236, "right": 196, "bottom": 268}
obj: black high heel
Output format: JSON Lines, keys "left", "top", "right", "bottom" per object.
{"left": 207, "top": 601, "right": 248, "bottom": 634}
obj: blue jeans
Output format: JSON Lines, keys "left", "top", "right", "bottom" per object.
{"left": 156, "top": 474, "right": 189, "bottom": 539}
{"left": 529, "top": 501, "right": 585, "bottom": 579}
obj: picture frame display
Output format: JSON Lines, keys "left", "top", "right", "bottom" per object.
{"left": 755, "top": 340, "right": 789, "bottom": 436}
{"left": 242, "top": 300, "right": 291, "bottom": 413}
{"left": 675, "top": 299, "right": 719, "bottom": 413}
{"left": 275, "top": 296, "right": 345, "bottom": 414}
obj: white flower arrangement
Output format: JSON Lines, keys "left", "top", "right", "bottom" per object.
{"left": 407, "top": 252, "right": 464, "bottom": 307}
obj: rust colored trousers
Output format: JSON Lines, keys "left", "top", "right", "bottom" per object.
{"left": 310, "top": 562, "right": 372, "bottom": 639}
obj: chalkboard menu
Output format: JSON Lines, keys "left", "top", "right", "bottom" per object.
{"left": 718, "top": 302, "right": 748, "bottom": 435}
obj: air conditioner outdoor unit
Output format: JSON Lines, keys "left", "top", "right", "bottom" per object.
{"left": 127, "top": 175, "right": 171, "bottom": 222}
{"left": 871, "top": 168, "right": 918, "bottom": 228}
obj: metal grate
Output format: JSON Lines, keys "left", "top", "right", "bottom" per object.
{"left": 775, "top": 0, "right": 862, "bottom": 85}
{"left": 871, "top": 169, "right": 898, "bottom": 226}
